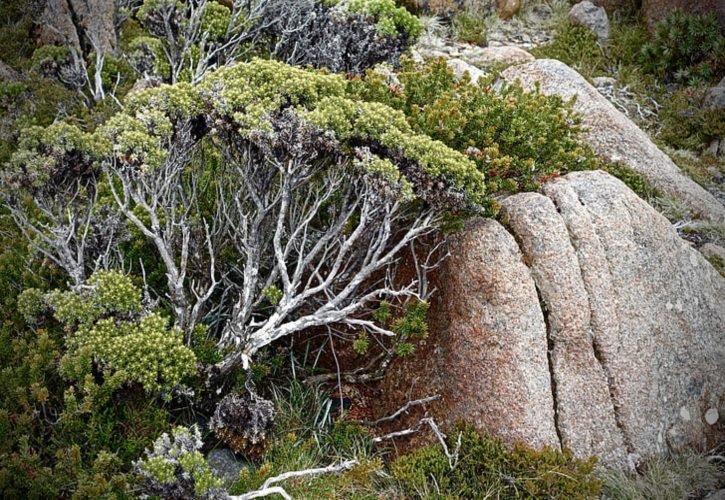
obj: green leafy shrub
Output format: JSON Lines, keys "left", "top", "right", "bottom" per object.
{"left": 451, "top": 11, "right": 487, "bottom": 46}
{"left": 658, "top": 87, "right": 725, "bottom": 151}
{"left": 332, "top": 0, "right": 424, "bottom": 38}
{"left": 530, "top": 22, "right": 605, "bottom": 78}
{"left": 22, "top": 271, "right": 198, "bottom": 393}
{"left": 0, "top": 299, "right": 170, "bottom": 498}
{"left": 602, "top": 162, "right": 659, "bottom": 201}
{"left": 639, "top": 10, "right": 725, "bottom": 84}
{"left": 391, "top": 425, "right": 602, "bottom": 498}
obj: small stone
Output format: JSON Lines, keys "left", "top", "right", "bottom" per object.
{"left": 569, "top": 1, "right": 610, "bottom": 45}
{"left": 497, "top": 0, "right": 521, "bottom": 20}
{"left": 679, "top": 406, "right": 691, "bottom": 421}
{"left": 592, "top": 76, "right": 617, "bottom": 87}
{"left": 446, "top": 58, "right": 488, "bottom": 85}
{"left": 705, "top": 408, "right": 719, "bottom": 425}
{"left": 207, "top": 448, "right": 248, "bottom": 484}
{"left": 705, "top": 79, "right": 725, "bottom": 110}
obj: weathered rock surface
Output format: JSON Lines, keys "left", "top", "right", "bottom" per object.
{"left": 501, "top": 59, "right": 725, "bottom": 224}
{"left": 446, "top": 58, "right": 487, "bottom": 84}
{"left": 380, "top": 218, "right": 560, "bottom": 451}
{"left": 568, "top": 1, "right": 610, "bottom": 45}
{"left": 500, "top": 191, "right": 628, "bottom": 468}
{"left": 0, "top": 61, "right": 20, "bottom": 82}
{"left": 378, "top": 171, "right": 725, "bottom": 469}
{"left": 705, "top": 77, "right": 725, "bottom": 111}
{"left": 417, "top": 39, "right": 534, "bottom": 69}
{"left": 36, "top": 0, "right": 117, "bottom": 54}
{"left": 468, "top": 46, "right": 534, "bottom": 67}
{"left": 700, "top": 243, "right": 725, "bottom": 262}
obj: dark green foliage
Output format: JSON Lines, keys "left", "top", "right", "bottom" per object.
{"left": 349, "top": 58, "right": 600, "bottom": 213}
{"left": 452, "top": 12, "right": 487, "bottom": 46}
{"left": 0, "top": 264, "right": 178, "bottom": 497}
{"left": 658, "top": 87, "right": 725, "bottom": 151}
{"left": 0, "top": 0, "right": 34, "bottom": 70}
{"left": 706, "top": 254, "right": 725, "bottom": 277}
{"left": 602, "top": 162, "right": 659, "bottom": 200}
{"left": 391, "top": 425, "right": 602, "bottom": 499}
{"left": 530, "top": 22, "right": 606, "bottom": 78}
{"left": 639, "top": 10, "right": 725, "bottom": 85}
{"left": 0, "top": 314, "right": 170, "bottom": 498}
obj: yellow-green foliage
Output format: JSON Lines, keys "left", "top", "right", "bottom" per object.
{"left": 198, "top": 58, "right": 347, "bottom": 134}
{"left": 137, "top": 425, "right": 225, "bottom": 497}
{"left": 137, "top": 0, "right": 184, "bottom": 22}
{"left": 8, "top": 122, "right": 99, "bottom": 190}
{"left": 127, "top": 36, "right": 171, "bottom": 79}
{"left": 13, "top": 59, "right": 486, "bottom": 208}
{"left": 304, "top": 96, "right": 484, "bottom": 202}
{"left": 391, "top": 425, "right": 602, "bottom": 499}
{"left": 23, "top": 271, "right": 197, "bottom": 393}
{"left": 201, "top": 2, "right": 232, "bottom": 40}
{"left": 327, "top": 0, "right": 424, "bottom": 38}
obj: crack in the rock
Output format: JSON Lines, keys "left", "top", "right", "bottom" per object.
{"left": 535, "top": 283, "right": 564, "bottom": 449}
{"left": 590, "top": 337, "right": 635, "bottom": 454}
{"left": 499, "top": 208, "right": 564, "bottom": 450}
{"left": 557, "top": 187, "right": 636, "bottom": 455}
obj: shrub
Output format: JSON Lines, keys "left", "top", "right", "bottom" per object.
{"left": 530, "top": 21, "right": 606, "bottom": 79}
{"left": 0, "top": 294, "right": 170, "bottom": 498}
{"left": 23, "top": 271, "right": 198, "bottom": 394}
{"left": 639, "top": 10, "right": 725, "bottom": 84}
{"left": 658, "top": 87, "right": 725, "bottom": 151}
{"left": 391, "top": 425, "right": 602, "bottom": 498}
{"left": 349, "top": 58, "right": 600, "bottom": 211}
{"left": 136, "top": 425, "right": 227, "bottom": 499}
{"left": 602, "top": 162, "right": 659, "bottom": 201}
{"left": 343, "top": 0, "right": 424, "bottom": 38}
{"left": 451, "top": 11, "right": 487, "bottom": 46}
{"left": 261, "top": 0, "right": 422, "bottom": 75}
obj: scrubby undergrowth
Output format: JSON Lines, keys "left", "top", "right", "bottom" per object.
{"left": 0, "top": 0, "right": 723, "bottom": 498}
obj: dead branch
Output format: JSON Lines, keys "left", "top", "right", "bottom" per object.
{"left": 229, "top": 459, "right": 358, "bottom": 500}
